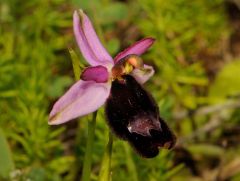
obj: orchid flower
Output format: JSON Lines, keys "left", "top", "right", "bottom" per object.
{"left": 49, "top": 10, "right": 176, "bottom": 158}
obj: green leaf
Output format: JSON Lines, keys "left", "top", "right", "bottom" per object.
{"left": 106, "top": 38, "right": 120, "bottom": 55}
{"left": 69, "top": 48, "right": 83, "bottom": 81}
{"left": 209, "top": 60, "right": 240, "bottom": 103}
{"left": 48, "top": 156, "right": 75, "bottom": 175}
{"left": 123, "top": 143, "right": 138, "bottom": 181}
{"left": 47, "top": 76, "right": 73, "bottom": 98}
{"left": 26, "top": 168, "right": 47, "bottom": 181}
{"left": 165, "top": 164, "right": 184, "bottom": 179}
{"left": 187, "top": 144, "right": 224, "bottom": 157}
{"left": 176, "top": 76, "right": 208, "bottom": 86}
{"left": 0, "top": 90, "right": 18, "bottom": 98}
{"left": 98, "top": 132, "right": 113, "bottom": 181}
{"left": 0, "top": 128, "right": 14, "bottom": 179}
{"left": 99, "top": 3, "right": 128, "bottom": 24}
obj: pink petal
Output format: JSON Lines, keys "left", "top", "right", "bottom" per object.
{"left": 73, "top": 10, "right": 113, "bottom": 66}
{"left": 49, "top": 80, "right": 111, "bottom": 125}
{"left": 81, "top": 65, "right": 109, "bottom": 83}
{"left": 73, "top": 11, "right": 97, "bottom": 65}
{"left": 131, "top": 64, "right": 154, "bottom": 84}
{"left": 114, "top": 38, "right": 155, "bottom": 63}
{"left": 81, "top": 11, "right": 113, "bottom": 63}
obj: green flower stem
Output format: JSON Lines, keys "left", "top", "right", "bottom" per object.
{"left": 124, "top": 143, "right": 138, "bottom": 181}
{"left": 81, "top": 111, "right": 97, "bottom": 181}
{"left": 99, "top": 132, "right": 113, "bottom": 181}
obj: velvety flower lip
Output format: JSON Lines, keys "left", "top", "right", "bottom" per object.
{"left": 49, "top": 10, "right": 156, "bottom": 125}
{"left": 105, "top": 75, "right": 176, "bottom": 158}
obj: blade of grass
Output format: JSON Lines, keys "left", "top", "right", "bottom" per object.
{"left": 70, "top": 47, "right": 97, "bottom": 181}
{"left": 98, "top": 132, "right": 113, "bottom": 181}
{"left": 123, "top": 143, "right": 138, "bottom": 181}
{"left": 0, "top": 128, "right": 14, "bottom": 179}
{"left": 81, "top": 111, "right": 97, "bottom": 181}
{"left": 69, "top": 48, "right": 83, "bottom": 81}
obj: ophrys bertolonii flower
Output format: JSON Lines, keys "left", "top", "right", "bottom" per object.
{"left": 49, "top": 10, "right": 176, "bottom": 158}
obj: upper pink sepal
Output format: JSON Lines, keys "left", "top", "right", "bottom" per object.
{"left": 114, "top": 38, "right": 155, "bottom": 63}
{"left": 131, "top": 64, "right": 154, "bottom": 84}
{"left": 81, "top": 65, "right": 109, "bottom": 83}
{"left": 49, "top": 80, "right": 111, "bottom": 125}
{"left": 73, "top": 10, "right": 113, "bottom": 66}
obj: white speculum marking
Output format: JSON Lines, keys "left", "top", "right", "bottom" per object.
{"left": 127, "top": 113, "right": 162, "bottom": 137}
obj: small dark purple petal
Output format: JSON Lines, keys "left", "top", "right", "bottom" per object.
{"left": 105, "top": 75, "right": 176, "bottom": 158}
{"left": 114, "top": 38, "right": 155, "bottom": 63}
{"left": 81, "top": 65, "right": 109, "bottom": 83}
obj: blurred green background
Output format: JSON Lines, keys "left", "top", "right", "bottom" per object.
{"left": 1, "top": 0, "right": 240, "bottom": 180}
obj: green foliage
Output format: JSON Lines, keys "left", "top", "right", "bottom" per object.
{"left": 69, "top": 48, "right": 83, "bottom": 81}
{"left": 0, "top": 0, "right": 73, "bottom": 180}
{"left": 137, "top": 0, "right": 227, "bottom": 109}
{"left": 98, "top": 133, "right": 113, "bottom": 181}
